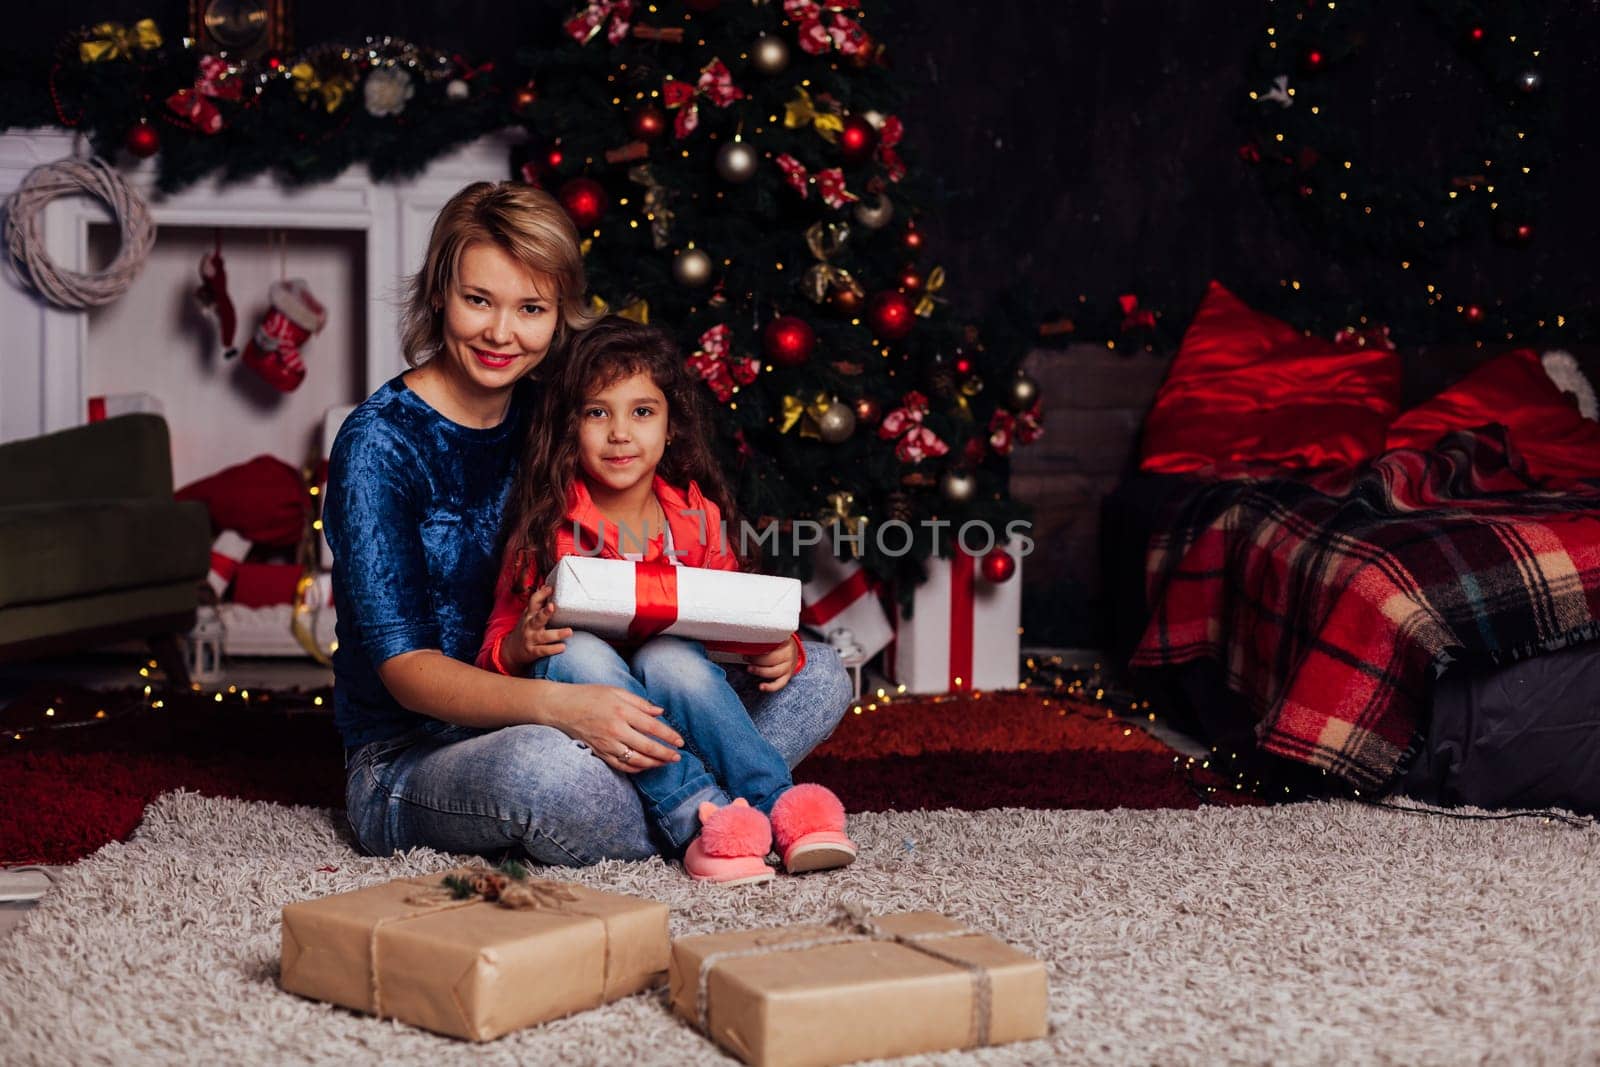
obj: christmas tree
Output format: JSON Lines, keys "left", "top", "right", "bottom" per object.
{"left": 515, "top": 0, "right": 1042, "bottom": 588}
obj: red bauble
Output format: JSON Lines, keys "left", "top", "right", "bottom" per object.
{"left": 1469, "top": 26, "right": 1485, "bottom": 42}
{"left": 854, "top": 396, "right": 881, "bottom": 426}
{"left": 1463, "top": 304, "right": 1485, "bottom": 324}
{"left": 630, "top": 104, "right": 667, "bottom": 141}
{"left": 764, "top": 315, "right": 816, "bottom": 367}
{"left": 981, "top": 548, "right": 1016, "bottom": 583}
{"left": 513, "top": 83, "right": 539, "bottom": 114}
{"left": 831, "top": 287, "right": 864, "bottom": 315}
{"left": 903, "top": 227, "right": 924, "bottom": 253}
{"left": 558, "top": 177, "right": 608, "bottom": 229}
{"left": 898, "top": 267, "right": 923, "bottom": 293}
{"left": 838, "top": 116, "right": 877, "bottom": 165}
{"left": 1304, "top": 48, "right": 1325, "bottom": 70}
{"left": 546, "top": 147, "right": 565, "bottom": 170}
{"left": 867, "top": 291, "right": 915, "bottom": 340}
{"left": 125, "top": 121, "right": 160, "bottom": 159}
{"left": 955, "top": 356, "right": 973, "bottom": 375}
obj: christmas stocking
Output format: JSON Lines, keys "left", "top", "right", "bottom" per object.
{"left": 241, "top": 278, "right": 327, "bottom": 392}
{"left": 194, "top": 248, "right": 239, "bottom": 361}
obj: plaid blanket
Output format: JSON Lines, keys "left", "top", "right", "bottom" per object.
{"left": 1131, "top": 427, "right": 1600, "bottom": 790}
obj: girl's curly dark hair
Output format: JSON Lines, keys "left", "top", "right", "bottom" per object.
{"left": 502, "top": 316, "right": 742, "bottom": 593}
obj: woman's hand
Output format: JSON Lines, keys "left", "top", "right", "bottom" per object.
{"left": 499, "top": 585, "right": 574, "bottom": 677}
{"left": 543, "top": 682, "right": 684, "bottom": 774}
{"left": 744, "top": 635, "right": 800, "bottom": 693}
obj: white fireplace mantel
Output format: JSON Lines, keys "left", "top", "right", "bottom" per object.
{"left": 0, "top": 128, "right": 522, "bottom": 444}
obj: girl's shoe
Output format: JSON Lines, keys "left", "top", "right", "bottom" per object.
{"left": 770, "top": 783, "right": 857, "bottom": 874}
{"left": 683, "top": 798, "right": 775, "bottom": 886}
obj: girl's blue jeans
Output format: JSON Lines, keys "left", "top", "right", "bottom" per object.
{"left": 344, "top": 637, "right": 851, "bottom": 865}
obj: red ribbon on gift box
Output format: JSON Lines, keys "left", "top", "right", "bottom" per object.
{"left": 625, "top": 561, "right": 788, "bottom": 657}
{"left": 949, "top": 550, "right": 974, "bottom": 691}
{"left": 800, "top": 567, "right": 877, "bottom": 629}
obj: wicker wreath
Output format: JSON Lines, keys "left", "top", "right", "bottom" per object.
{"left": 3, "top": 155, "right": 155, "bottom": 309}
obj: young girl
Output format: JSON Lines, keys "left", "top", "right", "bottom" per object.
{"left": 478, "top": 317, "right": 855, "bottom": 884}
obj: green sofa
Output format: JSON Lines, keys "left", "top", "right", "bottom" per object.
{"left": 0, "top": 414, "right": 212, "bottom": 686}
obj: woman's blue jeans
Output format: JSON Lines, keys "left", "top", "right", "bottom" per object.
{"left": 344, "top": 638, "right": 851, "bottom": 866}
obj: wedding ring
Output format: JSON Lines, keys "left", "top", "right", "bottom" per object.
{"left": 618, "top": 746, "right": 635, "bottom": 764}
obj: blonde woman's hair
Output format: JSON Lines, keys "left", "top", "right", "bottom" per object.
{"left": 401, "top": 182, "right": 600, "bottom": 368}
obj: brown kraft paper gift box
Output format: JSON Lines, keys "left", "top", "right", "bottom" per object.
{"left": 279, "top": 868, "right": 669, "bottom": 1041}
{"left": 669, "top": 910, "right": 1050, "bottom": 1067}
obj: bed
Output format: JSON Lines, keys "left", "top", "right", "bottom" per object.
{"left": 1104, "top": 283, "right": 1600, "bottom": 815}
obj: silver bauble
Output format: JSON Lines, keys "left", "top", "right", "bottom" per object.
{"left": 940, "top": 469, "right": 978, "bottom": 504}
{"left": 672, "top": 248, "right": 714, "bottom": 288}
{"left": 715, "top": 141, "right": 759, "bottom": 183}
{"left": 817, "top": 401, "right": 857, "bottom": 444}
{"left": 445, "top": 78, "right": 470, "bottom": 102}
{"left": 853, "top": 193, "right": 895, "bottom": 230}
{"left": 1006, "top": 373, "right": 1040, "bottom": 412}
{"left": 860, "top": 109, "right": 886, "bottom": 130}
{"left": 751, "top": 35, "right": 790, "bottom": 75}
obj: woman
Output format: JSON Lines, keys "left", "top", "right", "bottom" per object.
{"left": 324, "top": 181, "right": 852, "bottom": 866}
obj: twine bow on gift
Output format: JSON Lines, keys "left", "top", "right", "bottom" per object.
{"left": 694, "top": 901, "right": 994, "bottom": 1050}
{"left": 803, "top": 221, "right": 863, "bottom": 305}
{"left": 78, "top": 19, "right": 162, "bottom": 63}
{"left": 363, "top": 863, "right": 609, "bottom": 1027}
{"left": 662, "top": 59, "right": 744, "bottom": 139}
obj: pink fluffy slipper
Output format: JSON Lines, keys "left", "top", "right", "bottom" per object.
{"left": 769, "top": 783, "right": 857, "bottom": 874}
{"left": 683, "top": 798, "right": 775, "bottom": 886}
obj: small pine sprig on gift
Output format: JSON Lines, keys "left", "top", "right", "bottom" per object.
{"left": 442, "top": 859, "right": 533, "bottom": 900}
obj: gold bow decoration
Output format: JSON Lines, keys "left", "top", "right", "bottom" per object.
{"left": 779, "top": 392, "right": 833, "bottom": 438}
{"left": 290, "top": 61, "right": 354, "bottom": 113}
{"left": 629, "top": 164, "right": 674, "bottom": 250}
{"left": 954, "top": 373, "right": 982, "bottom": 420}
{"left": 821, "top": 491, "right": 867, "bottom": 557}
{"left": 79, "top": 19, "right": 162, "bottom": 63}
{"left": 589, "top": 294, "right": 650, "bottom": 323}
{"left": 913, "top": 266, "right": 947, "bottom": 318}
{"left": 802, "top": 221, "right": 863, "bottom": 305}
{"left": 783, "top": 87, "right": 844, "bottom": 142}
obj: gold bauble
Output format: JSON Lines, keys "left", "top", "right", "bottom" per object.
{"left": 672, "top": 248, "right": 713, "bottom": 288}
{"left": 751, "top": 34, "right": 790, "bottom": 75}
{"left": 817, "top": 401, "right": 857, "bottom": 444}
{"left": 940, "top": 468, "right": 977, "bottom": 504}
{"left": 1006, "top": 373, "right": 1040, "bottom": 412}
{"left": 853, "top": 193, "right": 894, "bottom": 230}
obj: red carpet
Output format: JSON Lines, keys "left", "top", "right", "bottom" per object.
{"left": 0, "top": 685, "right": 1228, "bottom": 867}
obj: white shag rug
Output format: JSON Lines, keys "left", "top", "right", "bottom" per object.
{"left": 2, "top": 792, "right": 1598, "bottom": 1066}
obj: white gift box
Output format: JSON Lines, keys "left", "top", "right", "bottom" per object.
{"left": 889, "top": 542, "right": 1023, "bottom": 694}
{"left": 800, "top": 548, "right": 895, "bottom": 663}
{"left": 548, "top": 555, "right": 800, "bottom": 659}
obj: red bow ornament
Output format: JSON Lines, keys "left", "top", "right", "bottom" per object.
{"left": 774, "top": 154, "right": 857, "bottom": 209}
{"left": 165, "top": 55, "right": 242, "bottom": 135}
{"left": 686, "top": 324, "right": 759, "bottom": 403}
{"left": 566, "top": 0, "right": 635, "bottom": 45}
{"left": 987, "top": 402, "right": 1044, "bottom": 456}
{"left": 663, "top": 59, "right": 744, "bottom": 139}
{"left": 784, "top": 0, "right": 870, "bottom": 56}
{"left": 877, "top": 391, "right": 951, "bottom": 464}
{"left": 1119, "top": 293, "right": 1156, "bottom": 332}
{"left": 876, "top": 115, "right": 906, "bottom": 183}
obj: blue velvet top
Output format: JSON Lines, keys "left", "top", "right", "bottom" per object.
{"left": 324, "top": 375, "right": 533, "bottom": 750}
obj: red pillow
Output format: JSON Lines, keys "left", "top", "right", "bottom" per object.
{"left": 1386, "top": 348, "right": 1600, "bottom": 483}
{"left": 1140, "top": 281, "right": 1402, "bottom": 473}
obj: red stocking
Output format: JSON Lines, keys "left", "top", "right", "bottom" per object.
{"left": 241, "top": 278, "right": 328, "bottom": 392}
